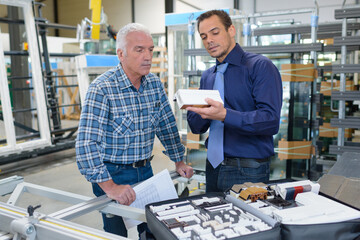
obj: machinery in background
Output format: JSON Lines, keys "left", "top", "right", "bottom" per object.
{"left": 0, "top": 0, "right": 79, "bottom": 165}
{"left": 76, "top": 0, "right": 117, "bottom": 55}
{"left": 0, "top": 0, "right": 123, "bottom": 166}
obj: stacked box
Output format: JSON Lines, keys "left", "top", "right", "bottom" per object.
{"left": 353, "top": 130, "right": 360, "bottom": 143}
{"left": 319, "top": 122, "right": 353, "bottom": 138}
{"left": 320, "top": 80, "right": 355, "bottom": 96}
{"left": 186, "top": 132, "right": 201, "bottom": 150}
{"left": 280, "top": 64, "right": 316, "bottom": 82}
{"left": 277, "top": 140, "right": 313, "bottom": 160}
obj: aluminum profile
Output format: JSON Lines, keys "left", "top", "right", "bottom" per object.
{"left": 335, "top": 7, "right": 360, "bottom": 19}
{"left": 333, "top": 36, "right": 360, "bottom": 46}
{"left": 330, "top": 117, "right": 360, "bottom": 128}
{"left": 184, "top": 43, "right": 322, "bottom": 56}
{"left": 329, "top": 145, "right": 360, "bottom": 155}
{"left": 243, "top": 43, "right": 323, "bottom": 54}
{"left": 252, "top": 22, "right": 360, "bottom": 36}
{"left": 324, "top": 45, "right": 360, "bottom": 52}
{"left": 317, "top": 65, "right": 332, "bottom": 72}
{"left": 331, "top": 91, "right": 360, "bottom": 101}
{"left": 332, "top": 64, "right": 360, "bottom": 73}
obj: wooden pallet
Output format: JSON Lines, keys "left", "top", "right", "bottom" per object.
{"left": 54, "top": 69, "right": 80, "bottom": 120}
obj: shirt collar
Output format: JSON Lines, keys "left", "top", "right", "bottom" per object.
{"left": 116, "top": 63, "right": 150, "bottom": 91}
{"left": 214, "top": 43, "right": 245, "bottom": 72}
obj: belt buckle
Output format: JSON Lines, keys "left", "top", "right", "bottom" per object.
{"left": 132, "top": 161, "right": 145, "bottom": 168}
{"left": 132, "top": 155, "right": 154, "bottom": 168}
{"left": 223, "top": 157, "right": 240, "bottom": 166}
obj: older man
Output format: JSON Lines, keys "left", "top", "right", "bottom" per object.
{"left": 76, "top": 23, "right": 193, "bottom": 238}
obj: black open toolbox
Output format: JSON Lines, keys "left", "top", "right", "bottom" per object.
{"left": 145, "top": 192, "right": 281, "bottom": 240}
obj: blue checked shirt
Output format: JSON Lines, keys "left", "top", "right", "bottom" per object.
{"left": 76, "top": 64, "right": 185, "bottom": 183}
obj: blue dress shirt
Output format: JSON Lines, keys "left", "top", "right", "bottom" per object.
{"left": 76, "top": 64, "right": 185, "bottom": 183}
{"left": 187, "top": 44, "right": 282, "bottom": 159}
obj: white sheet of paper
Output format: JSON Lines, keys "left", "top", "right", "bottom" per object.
{"left": 124, "top": 169, "right": 178, "bottom": 229}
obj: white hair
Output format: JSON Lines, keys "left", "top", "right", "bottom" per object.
{"left": 116, "top": 23, "right": 151, "bottom": 55}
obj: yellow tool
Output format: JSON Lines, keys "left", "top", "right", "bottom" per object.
{"left": 89, "top": 0, "right": 102, "bottom": 40}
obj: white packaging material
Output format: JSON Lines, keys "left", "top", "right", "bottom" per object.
{"left": 272, "top": 192, "right": 360, "bottom": 224}
{"left": 174, "top": 89, "right": 223, "bottom": 109}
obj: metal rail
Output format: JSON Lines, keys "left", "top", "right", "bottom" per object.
{"left": 184, "top": 43, "right": 323, "bottom": 56}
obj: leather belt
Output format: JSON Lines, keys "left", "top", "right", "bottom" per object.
{"left": 130, "top": 155, "right": 154, "bottom": 168}
{"left": 222, "top": 157, "right": 269, "bottom": 167}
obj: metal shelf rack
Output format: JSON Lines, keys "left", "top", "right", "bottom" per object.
{"left": 329, "top": 6, "right": 360, "bottom": 157}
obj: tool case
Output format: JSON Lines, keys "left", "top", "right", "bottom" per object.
{"left": 146, "top": 191, "right": 360, "bottom": 240}
{"left": 145, "top": 192, "right": 281, "bottom": 240}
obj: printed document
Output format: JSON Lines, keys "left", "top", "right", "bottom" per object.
{"left": 124, "top": 169, "right": 178, "bottom": 228}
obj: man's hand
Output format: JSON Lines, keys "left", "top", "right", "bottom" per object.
{"left": 98, "top": 180, "right": 136, "bottom": 206}
{"left": 175, "top": 161, "right": 194, "bottom": 178}
{"left": 186, "top": 98, "right": 226, "bottom": 121}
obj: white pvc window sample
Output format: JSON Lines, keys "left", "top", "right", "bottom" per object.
{"left": 0, "top": 0, "right": 51, "bottom": 156}
{"left": 75, "top": 54, "right": 119, "bottom": 105}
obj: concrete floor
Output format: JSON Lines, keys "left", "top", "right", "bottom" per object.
{"left": 0, "top": 137, "right": 197, "bottom": 239}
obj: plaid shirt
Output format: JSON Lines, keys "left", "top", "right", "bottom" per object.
{"left": 76, "top": 64, "right": 185, "bottom": 183}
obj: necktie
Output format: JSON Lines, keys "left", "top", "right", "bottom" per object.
{"left": 207, "top": 62, "right": 228, "bottom": 168}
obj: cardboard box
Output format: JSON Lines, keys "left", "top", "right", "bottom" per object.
{"left": 277, "top": 140, "right": 313, "bottom": 160}
{"left": 319, "top": 122, "right": 353, "bottom": 138}
{"left": 353, "top": 130, "right": 360, "bottom": 142}
{"left": 320, "top": 80, "right": 355, "bottom": 96}
{"left": 186, "top": 132, "right": 201, "bottom": 150}
{"left": 281, "top": 64, "right": 316, "bottom": 82}
{"left": 322, "top": 38, "right": 334, "bottom": 45}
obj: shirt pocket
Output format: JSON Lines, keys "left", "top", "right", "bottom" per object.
{"left": 112, "top": 112, "right": 135, "bottom": 149}
{"left": 150, "top": 106, "right": 160, "bottom": 127}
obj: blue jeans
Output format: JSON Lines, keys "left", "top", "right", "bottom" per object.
{"left": 92, "top": 161, "right": 154, "bottom": 239}
{"left": 206, "top": 158, "right": 270, "bottom": 193}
